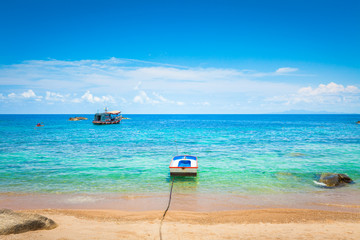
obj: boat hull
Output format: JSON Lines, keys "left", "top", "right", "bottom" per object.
{"left": 170, "top": 171, "right": 197, "bottom": 176}
{"left": 169, "top": 155, "right": 198, "bottom": 177}
{"left": 92, "top": 120, "right": 121, "bottom": 125}
{"left": 169, "top": 167, "right": 197, "bottom": 176}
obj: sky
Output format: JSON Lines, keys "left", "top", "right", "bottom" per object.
{"left": 0, "top": 0, "right": 359, "bottom": 114}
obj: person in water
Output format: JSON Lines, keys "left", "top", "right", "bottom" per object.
{"left": 36, "top": 123, "right": 44, "bottom": 127}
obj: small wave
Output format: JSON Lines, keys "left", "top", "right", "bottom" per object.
{"left": 64, "top": 195, "right": 103, "bottom": 204}
{"left": 313, "top": 180, "right": 328, "bottom": 187}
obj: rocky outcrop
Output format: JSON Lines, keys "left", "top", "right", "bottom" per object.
{"left": 0, "top": 209, "right": 57, "bottom": 235}
{"left": 316, "top": 173, "right": 353, "bottom": 188}
{"left": 69, "top": 117, "right": 88, "bottom": 121}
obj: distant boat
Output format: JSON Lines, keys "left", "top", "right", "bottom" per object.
{"left": 92, "top": 109, "right": 122, "bottom": 125}
{"left": 169, "top": 155, "right": 198, "bottom": 176}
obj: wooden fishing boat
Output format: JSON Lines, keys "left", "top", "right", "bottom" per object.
{"left": 169, "top": 155, "right": 198, "bottom": 176}
{"left": 92, "top": 109, "right": 122, "bottom": 125}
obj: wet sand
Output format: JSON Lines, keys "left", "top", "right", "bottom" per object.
{"left": 1, "top": 189, "right": 360, "bottom": 212}
{"left": 2, "top": 208, "right": 360, "bottom": 240}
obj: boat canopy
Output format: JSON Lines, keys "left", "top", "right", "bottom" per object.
{"left": 173, "top": 155, "right": 197, "bottom": 160}
{"left": 106, "top": 110, "right": 121, "bottom": 115}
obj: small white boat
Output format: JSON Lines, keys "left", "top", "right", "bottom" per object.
{"left": 169, "top": 155, "right": 198, "bottom": 176}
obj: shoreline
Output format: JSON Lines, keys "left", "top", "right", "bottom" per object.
{"left": 1, "top": 190, "right": 360, "bottom": 212}
{"left": 2, "top": 208, "right": 360, "bottom": 239}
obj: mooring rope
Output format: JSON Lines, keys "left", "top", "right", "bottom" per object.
{"left": 175, "top": 137, "right": 179, "bottom": 156}
{"left": 159, "top": 177, "right": 175, "bottom": 240}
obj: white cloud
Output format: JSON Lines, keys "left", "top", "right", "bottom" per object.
{"left": 0, "top": 89, "right": 117, "bottom": 104}
{"left": 0, "top": 58, "right": 300, "bottom": 96}
{"left": 251, "top": 67, "right": 301, "bottom": 77}
{"left": 0, "top": 58, "right": 306, "bottom": 112}
{"left": 80, "top": 91, "right": 115, "bottom": 104}
{"left": 298, "top": 82, "right": 359, "bottom": 96}
{"left": 2, "top": 90, "right": 42, "bottom": 101}
{"left": 8, "top": 93, "right": 16, "bottom": 98}
{"left": 21, "top": 89, "right": 36, "bottom": 98}
{"left": 267, "top": 82, "right": 360, "bottom": 105}
{"left": 151, "top": 92, "right": 186, "bottom": 106}
{"left": 133, "top": 94, "right": 143, "bottom": 104}
{"left": 133, "top": 90, "right": 184, "bottom": 106}
{"left": 2, "top": 57, "right": 358, "bottom": 113}
{"left": 275, "top": 67, "right": 298, "bottom": 74}
{"left": 81, "top": 91, "right": 96, "bottom": 103}
{"left": 152, "top": 92, "right": 167, "bottom": 102}
{"left": 45, "top": 91, "right": 65, "bottom": 102}
{"left": 133, "top": 91, "right": 159, "bottom": 104}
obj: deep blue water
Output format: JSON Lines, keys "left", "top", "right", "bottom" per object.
{"left": 0, "top": 114, "right": 359, "bottom": 194}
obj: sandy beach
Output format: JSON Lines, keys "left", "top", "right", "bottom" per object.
{"left": 1, "top": 208, "right": 360, "bottom": 240}
{"left": 1, "top": 191, "right": 360, "bottom": 239}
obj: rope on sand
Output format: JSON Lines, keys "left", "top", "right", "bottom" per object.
{"left": 159, "top": 177, "right": 174, "bottom": 240}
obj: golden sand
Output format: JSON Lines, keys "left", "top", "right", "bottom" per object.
{"left": 1, "top": 208, "right": 360, "bottom": 240}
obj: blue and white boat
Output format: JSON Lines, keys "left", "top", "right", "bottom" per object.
{"left": 169, "top": 155, "right": 198, "bottom": 176}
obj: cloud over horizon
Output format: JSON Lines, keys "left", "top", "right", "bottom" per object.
{"left": 267, "top": 82, "right": 360, "bottom": 108}
{"left": 0, "top": 58, "right": 358, "bottom": 113}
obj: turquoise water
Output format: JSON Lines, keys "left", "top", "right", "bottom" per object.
{"left": 0, "top": 114, "right": 359, "bottom": 195}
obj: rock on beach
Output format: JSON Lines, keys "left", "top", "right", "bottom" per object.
{"left": 0, "top": 209, "right": 57, "bottom": 235}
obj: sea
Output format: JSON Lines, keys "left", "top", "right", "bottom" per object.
{"left": 1, "top": 114, "right": 360, "bottom": 204}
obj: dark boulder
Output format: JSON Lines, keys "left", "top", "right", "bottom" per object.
{"left": 316, "top": 173, "right": 354, "bottom": 188}
{"left": 338, "top": 173, "right": 353, "bottom": 183}
{"left": 0, "top": 209, "right": 57, "bottom": 235}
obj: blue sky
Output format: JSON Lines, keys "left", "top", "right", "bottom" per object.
{"left": 0, "top": 0, "right": 359, "bottom": 113}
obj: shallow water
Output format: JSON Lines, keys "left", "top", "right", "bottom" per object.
{"left": 0, "top": 114, "right": 359, "bottom": 195}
